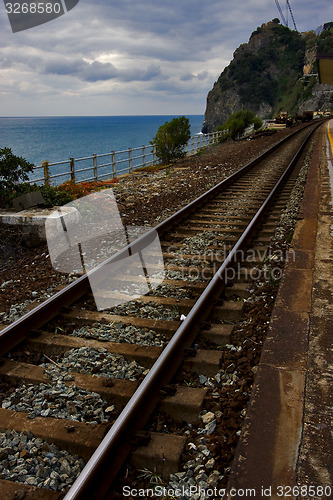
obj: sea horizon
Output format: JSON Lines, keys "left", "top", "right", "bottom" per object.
{"left": 1, "top": 113, "right": 200, "bottom": 117}
{"left": 0, "top": 114, "right": 205, "bottom": 168}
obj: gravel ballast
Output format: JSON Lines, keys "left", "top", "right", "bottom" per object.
{"left": 1, "top": 379, "right": 109, "bottom": 424}
{"left": 0, "top": 429, "right": 85, "bottom": 491}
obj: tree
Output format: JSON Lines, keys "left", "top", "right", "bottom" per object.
{"left": 151, "top": 116, "right": 191, "bottom": 164}
{"left": 0, "top": 147, "right": 34, "bottom": 191}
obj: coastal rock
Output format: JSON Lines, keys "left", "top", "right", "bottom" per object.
{"left": 202, "top": 21, "right": 333, "bottom": 133}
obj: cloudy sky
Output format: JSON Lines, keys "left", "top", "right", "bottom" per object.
{"left": 1, "top": 0, "right": 332, "bottom": 117}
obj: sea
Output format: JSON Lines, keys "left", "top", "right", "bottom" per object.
{"left": 0, "top": 115, "right": 204, "bottom": 184}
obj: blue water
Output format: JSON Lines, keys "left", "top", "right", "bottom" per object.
{"left": 0, "top": 115, "right": 204, "bottom": 167}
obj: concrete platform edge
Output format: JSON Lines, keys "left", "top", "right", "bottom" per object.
{"left": 227, "top": 126, "right": 324, "bottom": 499}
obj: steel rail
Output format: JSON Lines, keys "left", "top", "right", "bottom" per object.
{"left": 63, "top": 122, "right": 322, "bottom": 499}
{"left": 0, "top": 123, "right": 316, "bottom": 357}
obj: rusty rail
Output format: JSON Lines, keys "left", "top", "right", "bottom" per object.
{"left": 0, "top": 121, "right": 323, "bottom": 499}
{"left": 63, "top": 122, "right": 322, "bottom": 499}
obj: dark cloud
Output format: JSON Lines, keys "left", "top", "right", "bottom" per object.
{"left": 42, "top": 57, "right": 161, "bottom": 83}
{"left": 0, "top": 0, "right": 332, "bottom": 115}
{"left": 43, "top": 58, "right": 87, "bottom": 76}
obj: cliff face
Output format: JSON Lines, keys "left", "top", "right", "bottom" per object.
{"left": 202, "top": 20, "right": 333, "bottom": 133}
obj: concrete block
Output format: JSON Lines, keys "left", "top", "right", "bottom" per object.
{"left": 12, "top": 191, "right": 45, "bottom": 211}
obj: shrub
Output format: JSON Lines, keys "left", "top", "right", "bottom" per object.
{"left": 151, "top": 116, "right": 191, "bottom": 164}
{"left": 0, "top": 181, "right": 74, "bottom": 209}
{"left": 253, "top": 116, "right": 263, "bottom": 130}
{"left": 40, "top": 185, "right": 74, "bottom": 206}
{"left": 0, "top": 148, "right": 35, "bottom": 207}
{"left": 216, "top": 110, "right": 262, "bottom": 140}
{"left": 0, "top": 147, "right": 35, "bottom": 190}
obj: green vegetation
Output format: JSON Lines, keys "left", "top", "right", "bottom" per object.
{"left": 150, "top": 116, "right": 191, "bottom": 164}
{"left": 40, "top": 185, "right": 74, "bottom": 206}
{"left": 0, "top": 147, "right": 34, "bottom": 192}
{"left": 317, "top": 22, "right": 333, "bottom": 53}
{"left": 0, "top": 178, "right": 74, "bottom": 209}
{"left": 216, "top": 110, "right": 262, "bottom": 140}
{"left": 211, "top": 20, "right": 333, "bottom": 121}
{"left": 0, "top": 147, "right": 77, "bottom": 208}
{"left": 228, "top": 23, "right": 305, "bottom": 113}
{"left": 0, "top": 147, "right": 36, "bottom": 207}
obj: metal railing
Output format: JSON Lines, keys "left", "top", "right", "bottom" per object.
{"left": 29, "top": 131, "right": 224, "bottom": 186}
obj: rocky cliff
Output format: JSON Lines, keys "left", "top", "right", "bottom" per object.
{"left": 202, "top": 20, "right": 333, "bottom": 133}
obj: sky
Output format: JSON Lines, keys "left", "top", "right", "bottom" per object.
{"left": 1, "top": 0, "right": 332, "bottom": 117}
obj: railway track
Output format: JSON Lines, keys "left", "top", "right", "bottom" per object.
{"left": 0, "top": 121, "right": 323, "bottom": 499}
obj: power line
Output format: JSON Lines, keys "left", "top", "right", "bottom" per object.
{"left": 274, "top": 0, "right": 287, "bottom": 26}
{"left": 274, "top": 0, "right": 298, "bottom": 31}
{"left": 286, "top": 0, "right": 297, "bottom": 31}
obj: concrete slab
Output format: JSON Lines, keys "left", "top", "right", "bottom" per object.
{"left": 12, "top": 190, "right": 45, "bottom": 211}
{"left": 227, "top": 122, "right": 333, "bottom": 498}
{"left": 0, "top": 208, "right": 52, "bottom": 246}
{"left": 227, "top": 365, "right": 305, "bottom": 494}
{"left": 260, "top": 308, "right": 309, "bottom": 370}
{"left": 0, "top": 207, "right": 76, "bottom": 247}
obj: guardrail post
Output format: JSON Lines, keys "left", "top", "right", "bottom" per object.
{"left": 70, "top": 158, "right": 75, "bottom": 183}
{"left": 111, "top": 151, "right": 116, "bottom": 178}
{"left": 42, "top": 161, "right": 50, "bottom": 186}
{"left": 129, "top": 148, "right": 133, "bottom": 173}
{"left": 142, "top": 145, "right": 146, "bottom": 168}
{"left": 152, "top": 144, "right": 157, "bottom": 165}
{"left": 93, "top": 154, "right": 98, "bottom": 181}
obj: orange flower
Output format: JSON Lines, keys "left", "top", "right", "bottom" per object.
{"left": 56, "top": 179, "right": 118, "bottom": 199}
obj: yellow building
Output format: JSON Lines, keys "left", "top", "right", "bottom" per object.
{"left": 317, "top": 53, "right": 333, "bottom": 84}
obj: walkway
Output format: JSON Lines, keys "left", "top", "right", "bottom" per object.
{"left": 227, "top": 120, "right": 333, "bottom": 499}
